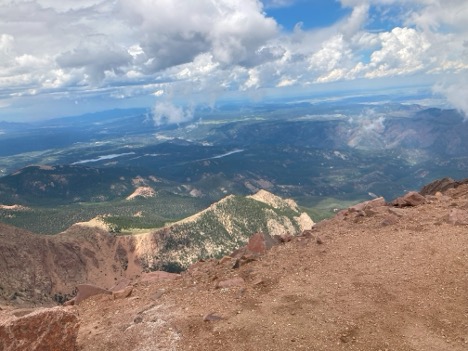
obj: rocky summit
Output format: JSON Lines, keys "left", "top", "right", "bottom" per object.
{"left": 1, "top": 178, "right": 468, "bottom": 350}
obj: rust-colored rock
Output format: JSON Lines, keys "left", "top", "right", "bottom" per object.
{"left": 230, "top": 232, "right": 279, "bottom": 259}
{"left": 68, "top": 179, "right": 468, "bottom": 351}
{"left": 63, "top": 298, "right": 76, "bottom": 306}
{"left": 216, "top": 277, "right": 245, "bottom": 289}
{"left": 246, "top": 232, "right": 277, "bottom": 254}
{"left": 300, "top": 230, "right": 314, "bottom": 238}
{"left": 380, "top": 215, "right": 399, "bottom": 227}
{"left": 391, "top": 191, "right": 426, "bottom": 207}
{"left": 419, "top": 177, "right": 460, "bottom": 195}
{"left": 113, "top": 286, "right": 133, "bottom": 300}
{"left": 218, "top": 256, "right": 233, "bottom": 265}
{"left": 75, "top": 284, "right": 111, "bottom": 305}
{"left": 139, "top": 271, "right": 181, "bottom": 283}
{"left": 274, "top": 233, "right": 294, "bottom": 243}
{"left": 348, "top": 197, "right": 386, "bottom": 212}
{"left": 0, "top": 306, "right": 79, "bottom": 351}
{"left": 447, "top": 208, "right": 468, "bottom": 225}
{"left": 388, "top": 207, "right": 405, "bottom": 218}
{"left": 203, "top": 313, "right": 223, "bottom": 322}
{"left": 110, "top": 278, "right": 132, "bottom": 292}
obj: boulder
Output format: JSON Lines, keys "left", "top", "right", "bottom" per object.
{"left": 274, "top": 233, "right": 294, "bottom": 243}
{"left": 419, "top": 177, "right": 457, "bottom": 195}
{"left": 139, "top": 271, "right": 181, "bottom": 283}
{"left": 231, "top": 232, "right": 279, "bottom": 258}
{"left": 110, "top": 278, "right": 132, "bottom": 292}
{"left": 388, "top": 207, "right": 405, "bottom": 218}
{"left": 203, "top": 313, "right": 223, "bottom": 322}
{"left": 112, "top": 286, "right": 133, "bottom": 300}
{"left": 380, "top": 215, "right": 399, "bottom": 227}
{"left": 246, "top": 232, "right": 278, "bottom": 254}
{"left": 348, "top": 197, "right": 386, "bottom": 212}
{"left": 391, "top": 191, "right": 426, "bottom": 207}
{"left": 0, "top": 306, "right": 79, "bottom": 351}
{"left": 447, "top": 208, "right": 468, "bottom": 226}
{"left": 75, "top": 284, "right": 112, "bottom": 305}
{"left": 300, "top": 230, "right": 314, "bottom": 238}
{"left": 216, "top": 277, "right": 245, "bottom": 289}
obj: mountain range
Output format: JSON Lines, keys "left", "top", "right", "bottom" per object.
{"left": 1, "top": 101, "right": 468, "bottom": 350}
{"left": 0, "top": 190, "right": 312, "bottom": 304}
{"left": 1, "top": 102, "right": 468, "bottom": 235}
{"left": 1, "top": 177, "right": 468, "bottom": 351}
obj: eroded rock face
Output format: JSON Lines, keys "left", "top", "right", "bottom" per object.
{"left": 0, "top": 306, "right": 79, "bottom": 351}
{"left": 391, "top": 191, "right": 427, "bottom": 207}
{"left": 231, "top": 232, "right": 279, "bottom": 258}
{"left": 348, "top": 197, "right": 386, "bottom": 212}
{"left": 138, "top": 271, "right": 181, "bottom": 284}
{"left": 75, "top": 284, "right": 112, "bottom": 305}
{"left": 419, "top": 177, "right": 458, "bottom": 196}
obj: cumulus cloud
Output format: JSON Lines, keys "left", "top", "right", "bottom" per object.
{"left": 153, "top": 100, "right": 193, "bottom": 126}
{"left": 56, "top": 35, "right": 132, "bottom": 84}
{"left": 364, "top": 27, "right": 431, "bottom": 78}
{"left": 433, "top": 75, "right": 468, "bottom": 119}
{"left": 0, "top": 0, "right": 467, "bottom": 121}
{"left": 309, "top": 35, "right": 355, "bottom": 82}
{"left": 118, "top": 0, "right": 278, "bottom": 70}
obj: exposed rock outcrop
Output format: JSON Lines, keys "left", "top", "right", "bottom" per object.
{"left": 391, "top": 191, "right": 426, "bottom": 207}
{"left": 419, "top": 177, "right": 468, "bottom": 196}
{"left": 0, "top": 223, "right": 141, "bottom": 305}
{"left": 126, "top": 186, "right": 156, "bottom": 200}
{"left": 0, "top": 306, "right": 79, "bottom": 351}
{"left": 74, "top": 284, "right": 112, "bottom": 305}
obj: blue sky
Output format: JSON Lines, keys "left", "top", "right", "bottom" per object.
{"left": 265, "top": 0, "right": 351, "bottom": 31}
{"left": 0, "top": 0, "right": 467, "bottom": 123}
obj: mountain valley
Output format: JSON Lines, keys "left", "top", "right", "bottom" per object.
{"left": 1, "top": 101, "right": 467, "bottom": 234}
{"left": 1, "top": 101, "right": 468, "bottom": 350}
{"left": 1, "top": 178, "right": 468, "bottom": 351}
{"left": 0, "top": 190, "right": 312, "bottom": 304}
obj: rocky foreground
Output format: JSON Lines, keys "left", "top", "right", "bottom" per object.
{"left": 1, "top": 178, "right": 468, "bottom": 350}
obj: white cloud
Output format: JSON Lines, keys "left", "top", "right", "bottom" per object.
{"left": 309, "top": 35, "right": 355, "bottom": 82}
{"left": 153, "top": 100, "right": 193, "bottom": 125}
{"left": 339, "top": 3, "right": 369, "bottom": 37}
{"left": 0, "top": 0, "right": 467, "bottom": 121}
{"left": 364, "top": 27, "right": 431, "bottom": 78}
{"left": 277, "top": 77, "right": 297, "bottom": 87}
{"left": 433, "top": 74, "right": 468, "bottom": 118}
{"left": 56, "top": 35, "right": 132, "bottom": 84}
{"left": 0, "top": 34, "right": 14, "bottom": 57}
{"left": 118, "top": 0, "right": 278, "bottom": 70}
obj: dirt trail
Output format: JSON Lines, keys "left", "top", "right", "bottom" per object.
{"left": 76, "top": 185, "right": 468, "bottom": 351}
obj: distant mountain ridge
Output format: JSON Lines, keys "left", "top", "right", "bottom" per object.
{"left": 1, "top": 103, "right": 468, "bottom": 235}
{"left": 0, "top": 190, "right": 312, "bottom": 304}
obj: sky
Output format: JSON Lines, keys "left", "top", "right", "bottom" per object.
{"left": 0, "top": 0, "right": 467, "bottom": 122}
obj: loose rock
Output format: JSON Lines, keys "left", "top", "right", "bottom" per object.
{"left": 0, "top": 306, "right": 79, "bottom": 351}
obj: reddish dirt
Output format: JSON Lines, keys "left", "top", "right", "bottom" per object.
{"left": 74, "top": 184, "right": 468, "bottom": 351}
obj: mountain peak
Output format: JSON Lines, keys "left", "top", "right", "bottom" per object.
{"left": 248, "top": 189, "right": 300, "bottom": 212}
